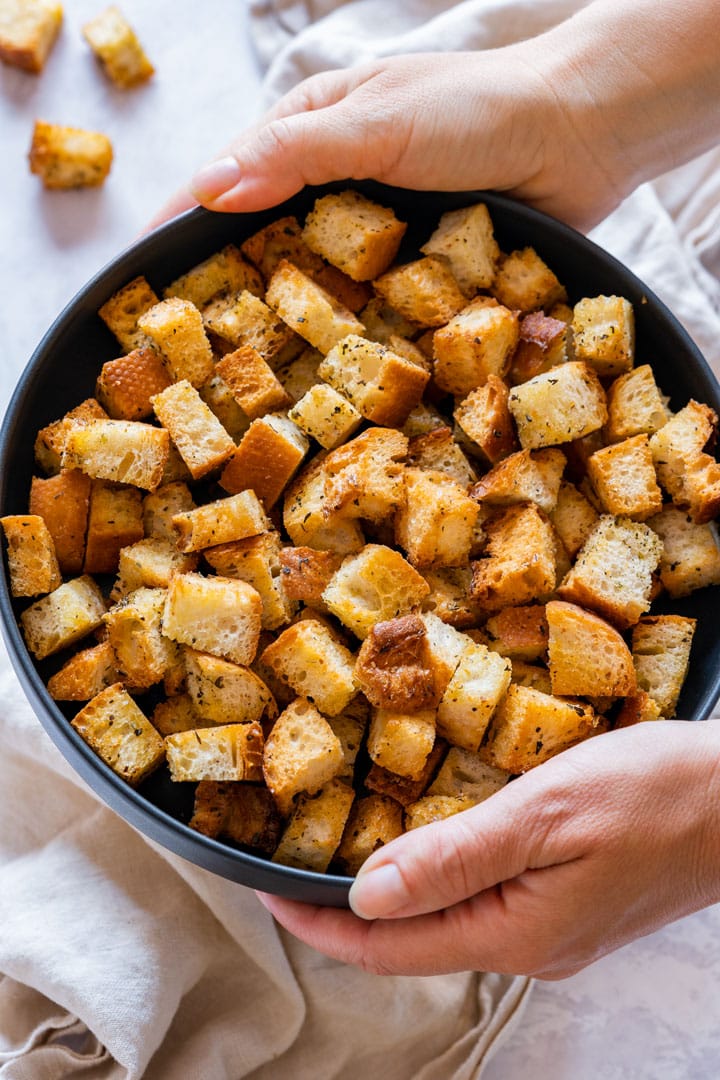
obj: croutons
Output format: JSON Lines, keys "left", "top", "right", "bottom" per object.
{"left": 260, "top": 618, "right": 357, "bottom": 716}
{"left": 104, "top": 587, "right": 178, "bottom": 690}
{"left": 265, "top": 260, "right": 363, "bottom": 354}
{"left": 427, "top": 747, "right": 510, "bottom": 803}
{"left": 587, "top": 433, "right": 663, "bottom": 520}
{"left": 0, "top": 514, "right": 61, "bottom": 596}
{"left": 263, "top": 698, "right": 344, "bottom": 816}
{"left": 96, "top": 347, "right": 172, "bottom": 421}
{"left": 29, "top": 120, "right": 113, "bottom": 189}
{"left": 151, "top": 380, "right": 236, "bottom": 481}
{"left": 433, "top": 297, "right": 520, "bottom": 397}
{"left": 83, "top": 482, "right": 144, "bottom": 574}
{"left": 649, "top": 400, "right": 720, "bottom": 524}
{"left": 165, "top": 722, "right": 264, "bottom": 782}
{"left": 215, "top": 345, "right": 291, "bottom": 420}
{"left": 509, "top": 311, "right": 569, "bottom": 385}
{"left": 647, "top": 505, "right": 720, "bottom": 597}
{"left": 471, "top": 503, "right": 557, "bottom": 611}
{"left": 508, "top": 361, "right": 608, "bottom": 449}
{"left": 436, "top": 642, "right": 512, "bottom": 752}
{"left": 0, "top": 0, "right": 62, "bottom": 73}
{"left": 406, "top": 426, "right": 477, "bottom": 487}
{"left": 548, "top": 480, "right": 599, "bottom": 560}
{"left": 322, "top": 544, "right": 430, "bottom": 639}
{"left": 482, "top": 684, "right": 598, "bottom": 772}
{"left": 189, "top": 781, "right": 281, "bottom": 854}
{"left": 420, "top": 202, "right": 499, "bottom": 295}
{"left": 71, "top": 684, "right": 165, "bottom": 785}
{"left": 484, "top": 604, "right": 548, "bottom": 662}
{"left": 303, "top": 190, "right": 407, "bottom": 281}
{"left": 334, "top": 794, "right": 404, "bottom": 876}
{"left": 631, "top": 615, "right": 696, "bottom": 717}
{"left": 47, "top": 640, "right": 120, "bottom": 701}
{"left": 171, "top": 490, "right": 269, "bottom": 552}
{"left": 62, "top": 418, "right": 169, "bottom": 491}
{"left": 367, "top": 707, "right": 436, "bottom": 780}
{"left": 288, "top": 382, "right": 363, "bottom": 450}
{"left": 571, "top": 295, "right": 635, "bottom": 378}
{"left": 204, "top": 532, "right": 297, "bottom": 631}
{"left": 318, "top": 334, "right": 429, "bottom": 427}
{"left": 82, "top": 5, "right": 154, "bottom": 88}
{"left": 272, "top": 779, "right": 355, "bottom": 872}
{"left": 98, "top": 276, "right": 159, "bottom": 353}
{"left": 220, "top": 412, "right": 309, "bottom": 508}
{"left": 395, "top": 467, "right": 479, "bottom": 568}
{"left": 453, "top": 376, "right": 518, "bottom": 464}
{"left": 374, "top": 255, "right": 467, "bottom": 328}
{"left": 470, "top": 448, "right": 566, "bottom": 514}
{"left": 184, "top": 650, "right": 274, "bottom": 725}
{"left": 354, "top": 614, "right": 437, "bottom": 711}
{"left": 605, "top": 364, "right": 669, "bottom": 443}
{"left": 491, "top": 247, "right": 567, "bottom": 313}
{"left": 546, "top": 599, "right": 636, "bottom": 697}
{"left": 162, "top": 572, "right": 262, "bottom": 666}
{"left": 165, "top": 245, "right": 263, "bottom": 308}
{"left": 278, "top": 546, "right": 342, "bottom": 608}
{"left": 138, "top": 298, "right": 214, "bottom": 388}
{"left": 20, "top": 576, "right": 106, "bottom": 659}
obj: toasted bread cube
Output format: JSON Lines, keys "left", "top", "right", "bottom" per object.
{"left": 241, "top": 215, "right": 324, "bottom": 281}
{"left": 509, "top": 311, "right": 569, "bottom": 385}
{"left": 151, "top": 380, "right": 236, "bottom": 481}
{"left": 142, "top": 480, "right": 194, "bottom": 542}
{"left": 62, "top": 418, "right": 169, "bottom": 491}
{"left": 184, "top": 649, "right": 274, "bottom": 725}
{"left": 557, "top": 515, "right": 663, "bottom": 629}
{"left": 20, "top": 576, "right": 106, "bottom": 660}
{"left": 471, "top": 503, "right": 556, "bottom": 611}
{"left": 470, "top": 448, "right": 566, "bottom": 515}
{"left": 98, "top": 276, "right": 159, "bottom": 353}
{"left": 482, "top": 684, "right": 598, "bottom": 772}
{"left": 572, "top": 295, "right": 634, "bottom": 378}
{"left": 82, "top": 5, "right": 153, "bottom": 88}
{"left": 433, "top": 297, "right": 520, "bottom": 397}
{"left": 162, "top": 572, "right": 262, "bottom": 665}
{"left": 260, "top": 618, "right": 357, "bottom": 716}
{"left": 484, "top": 604, "right": 548, "bottom": 662}
{"left": 649, "top": 401, "right": 720, "bottom": 523}
{"left": 165, "top": 722, "right": 264, "bottom": 782}
{"left": 215, "top": 344, "right": 291, "bottom": 420}
{"left": 395, "top": 468, "right": 479, "bottom": 569}
{"left": 323, "top": 544, "right": 430, "bottom": 639}
{"left": 288, "top": 382, "right": 363, "bottom": 450}
{"left": 276, "top": 347, "right": 323, "bottom": 403}
{"left": 546, "top": 599, "right": 636, "bottom": 697}
{"left": 360, "top": 296, "right": 420, "bottom": 346}
{"left": 189, "top": 780, "right": 282, "bottom": 852}
{"left": 334, "top": 794, "right": 404, "bottom": 876}
{"left": 327, "top": 697, "right": 369, "bottom": 781}
{"left": 14, "top": 480, "right": 80, "bottom": 581}
{"left": 631, "top": 615, "right": 696, "bottom": 718}
{"left": 220, "top": 412, "right": 309, "bottom": 507}
{"left": 202, "top": 288, "right": 294, "bottom": 357}
{"left": 1, "top": 514, "right": 60, "bottom": 596}
{"left": 172, "top": 490, "right": 268, "bottom": 553}
{"left": 137, "top": 298, "right": 213, "bottom": 388}
{"left": 72, "top": 684, "right": 164, "bottom": 784}
{"left": 318, "top": 334, "right": 429, "bottom": 427}
{"left": 614, "top": 690, "right": 663, "bottom": 728}
{"left": 319, "top": 426, "right": 408, "bottom": 524}
{"left": 34, "top": 398, "right": 109, "bottom": 476}
{"left": 302, "top": 189, "right": 406, "bottom": 281}
{"left": 265, "top": 260, "right": 363, "bottom": 354}
{"left": 272, "top": 778, "right": 354, "bottom": 871}
{"left": 83, "top": 482, "right": 143, "bottom": 574}
{"left": 508, "top": 361, "right": 607, "bottom": 449}
{"left": 404, "top": 794, "right": 471, "bottom": 830}
{"left": 587, "top": 434, "right": 662, "bottom": 520}
{"left": 112, "top": 537, "right": 197, "bottom": 598}
{"left": 151, "top": 693, "right": 203, "bottom": 736}
{"left": 605, "top": 364, "right": 669, "bottom": 443}
{"left": 453, "top": 376, "right": 518, "bottom": 465}
{"left": 549, "top": 480, "right": 599, "bottom": 560}
{"left": 355, "top": 614, "right": 437, "bottom": 712}
{"left": 199, "top": 374, "right": 251, "bottom": 442}
{"left": 29, "top": 120, "right": 112, "bottom": 189}
{"left": 420, "top": 566, "right": 483, "bottom": 630}
{"left": 204, "top": 532, "right": 296, "bottom": 630}
{"left": 647, "top": 504, "right": 720, "bottom": 597}
{"left": 278, "top": 546, "right": 342, "bottom": 608}
{"left": 367, "top": 704, "right": 437, "bottom": 781}
{"left": 104, "top": 587, "right": 178, "bottom": 689}
{"left": 427, "top": 747, "right": 510, "bottom": 803}
{"left": 164, "top": 244, "right": 263, "bottom": 307}
{"left": 491, "top": 247, "right": 567, "bottom": 313}
{"left": 365, "top": 739, "right": 446, "bottom": 807}
{"left": 436, "top": 643, "right": 511, "bottom": 752}
{"left": 374, "top": 255, "right": 466, "bottom": 328}
{"left": 510, "top": 660, "right": 553, "bottom": 694}
{"left": 419, "top": 610, "right": 474, "bottom": 697}
{"left": 0, "top": 0, "right": 62, "bottom": 72}
{"left": 407, "top": 426, "right": 477, "bottom": 487}
{"left": 263, "top": 698, "right": 344, "bottom": 816}
{"left": 96, "top": 346, "right": 171, "bottom": 420}
{"left": 420, "top": 202, "right": 499, "bottom": 294}
{"left": 283, "top": 456, "right": 365, "bottom": 555}
{"left": 47, "top": 640, "right": 120, "bottom": 701}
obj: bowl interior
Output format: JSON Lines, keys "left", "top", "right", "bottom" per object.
{"left": 2, "top": 182, "right": 719, "bottom": 904}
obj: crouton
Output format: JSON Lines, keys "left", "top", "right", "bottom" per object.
{"left": 162, "top": 572, "right": 262, "bottom": 666}
{"left": 572, "top": 295, "right": 635, "bottom": 378}
{"left": 164, "top": 245, "right": 263, "bottom": 309}
{"left": 98, "top": 276, "right": 159, "bottom": 353}
{"left": 241, "top": 216, "right": 325, "bottom": 281}
{"left": 587, "top": 434, "right": 663, "bottom": 520}
{"left": 366, "top": 706, "right": 436, "bottom": 781}
{"left": 427, "top": 746, "right": 510, "bottom": 803}
{"left": 151, "top": 380, "right": 236, "bottom": 481}
{"left": 631, "top": 614, "right": 696, "bottom": 717}
{"left": 171, "top": 490, "right": 268, "bottom": 553}
{"left": 62, "top": 418, "right": 169, "bottom": 491}
{"left": 0, "top": 0, "right": 62, "bottom": 73}
{"left": 404, "top": 795, "right": 471, "bottom": 830}
{"left": 277, "top": 546, "right": 341, "bottom": 610}
{"left": 260, "top": 618, "right": 356, "bottom": 716}
{"left": 322, "top": 544, "right": 430, "bottom": 639}
{"left": 395, "top": 467, "right": 479, "bottom": 568}
{"left": 265, "top": 260, "right": 363, "bottom": 354}
{"left": 548, "top": 480, "right": 599, "bottom": 560}
{"left": 1, "top": 514, "right": 60, "bottom": 597}
{"left": 220, "top": 412, "right": 309, "bottom": 508}
{"left": 605, "top": 364, "right": 669, "bottom": 443}
{"left": 189, "top": 781, "right": 282, "bottom": 854}
{"left": 327, "top": 697, "right": 369, "bottom": 780}
{"left": 491, "top": 247, "right": 567, "bottom": 313}
{"left": 508, "top": 361, "right": 608, "bottom": 449}
{"left": 137, "top": 298, "right": 214, "bottom": 388}
{"left": 165, "top": 722, "right": 264, "bottom": 782}
{"left": 283, "top": 455, "right": 365, "bottom": 555}
{"left": 471, "top": 503, "right": 557, "bottom": 611}
{"left": 647, "top": 505, "right": 720, "bottom": 597}
{"left": 96, "top": 347, "right": 171, "bottom": 421}
{"left": 81, "top": 482, "right": 143, "bottom": 575}
{"left": 420, "top": 202, "right": 499, "bottom": 294}
{"left": 509, "top": 660, "right": 553, "bottom": 694}
{"left": 263, "top": 698, "right": 344, "bottom": 816}
{"left": 104, "top": 587, "right": 179, "bottom": 689}
{"left": 203, "top": 289, "right": 298, "bottom": 362}
{"left": 321, "top": 426, "right": 408, "bottom": 523}
{"left": 47, "top": 640, "right": 120, "bottom": 701}
{"left": 360, "top": 296, "right": 420, "bottom": 345}
{"left": 334, "top": 794, "right": 404, "bottom": 876}
{"left": 649, "top": 400, "right": 720, "bottom": 523}
{"left": 354, "top": 614, "right": 437, "bottom": 711}
{"left": 184, "top": 649, "right": 274, "bottom": 725}
{"left": 150, "top": 694, "right": 203, "bottom": 736}
{"left": 436, "top": 641, "right": 511, "bottom": 752}
{"left": 419, "top": 610, "right": 474, "bottom": 699}
{"left": 113, "top": 538, "right": 196, "bottom": 598}
{"left": 484, "top": 604, "right": 548, "bottom": 662}
{"left": 34, "top": 399, "right": 109, "bottom": 477}
{"left": 614, "top": 690, "right": 663, "bottom": 728}
{"left": 204, "top": 532, "right": 296, "bottom": 631}
{"left": 364, "top": 738, "right": 447, "bottom": 807}
{"left": 546, "top": 599, "right": 636, "bottom": 697}
{"left": 420, "top": 566, "right": 484, "bottom": 629}
{"left": 374, "top": 255, "right": 467, "bottom": 328}
{"left": 406, "top": 426, "right": 477, "bottom": 487}
{"left": 401, "top": 402, "right": 446, "bottom": 439}
{"left": 453, "top": 376, "right": 518, "bottom": 465}
{"left": 433, "top": 297, "right": 520, "bottom": 396}
{"left": 482, "top": 684, "right": 598, "bottom": 772}
{"left": 82, "top": 5, "right": 154, "bottom": 88}
{"left": 71, "top": 684, "right": 164, "bottom": 785}
{"left": 318, "top": 334, "right": 429, "bottom": 427}
{"left": 29, "top": 120, "right": 113, "bottom": 189}
{"left": 288, "top": 382, "right": 363, "bottom": 450}
{"left": 275, "top": 347, "right": 323, "bottom": 403}
{"left": 303, "top": 189, "right": 407, "bottom": 280}
{"left": 199, "top": 375, "right": 251, "bottom": 443}
{"left": 557, "top": 515, "right": 663, "bottom": 629}
{"left": 509, "top": 311, "right": 569, "bottom": 385}
{"left": 272, "top": 778, "right": 355, "bottom": 872}
{"left": 142, "top": 480, "right": 194, "bottom": 542}
{"left": 471, "top": 448, "right": 566, "bottom": 514}
{"left": 215, "top": 345, "right": 291, "bottom": 420}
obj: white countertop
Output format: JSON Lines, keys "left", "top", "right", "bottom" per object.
{"left": 2, "top": 2, "right": 720, "bottom": 1075}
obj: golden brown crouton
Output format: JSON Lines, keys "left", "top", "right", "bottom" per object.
{"left": 184, "top": 650, "right": 275, "bottom": 726}
{"left": 548, "top": 480, "right": 599, "bottom": 560}
{"left": 367, "top": 707, "right": 437, "bottom": 781}
{"left": 546, "top": 599, "right": 636, "bottom": 697}
{"left": 303, "top": 189, "right": 407, "bottom": 281}
{"left": 631, "top": 614, "right": 696, "bottom": 717}
{"left": 614, "top": 690, "right": 663, "bottom": 728}
{"left": 605, "top": 364, "right": 669, "bottom": 443}
{"left": 151, "top": 380, "right": 236, "bottom": 481}
{"left": 71, "top": 683, "right": 165, "bottom": 785}
{"left": 491, "top": 247, "right": 567, "bottom": 313}
{"left": 82, "top": 5, "right": 154, "bottom": 88}
{"left": 364, "top": 738, "right": 446, "bottom": 807}
{"left": 0, "top": 0, "right": 62, "bottom": 73}
{"left": 420, "top": 202, "right": 499, "bottom": 295}
{"left": 572, "top": 295, "right": 635, "bottom": 378}
{"left": 165, "top": 722, "right": 264, "bottom": 782}
{"left": 322, "top": 544, "right": 430, "bottom": 639}
{"left": 509, "top": 311, "right": 569, "bottom": 385}
{"left": 482, "top": 684, "right": 598, "bottom": 772}
{"left": 318, "top": 334, "right": 429, "bottom": 427}
{"left": 265, "top": 259, "right": 363, "bottom": 354}
{"left": 427, "top": 746, "right": 510, "bottom": 803}
{"left": 374, "top": 255, "right": 467, "bottom": 328}
{"left": 165, "top": 245, "right": 263, "bottom": 308}
{"left": 29, "top": 120, "right": 113, "bottom": 189}
{"left": 263, "top": 698, "right": 345, "bottom": 816}
{"left": 220, "top": 412, "right": 309, "bottom": 508}
{"left": 649, "top": 400, "right": 720, "bottom": 523}
{"left": 83, "top": 482, "right": 144, "bottom": 575}
{"left": 203, "top": 289, "right": 298, "bottom": 361}
{"left": 62, "top": 418, "right": 169, "bottom": 491}
{"left": 334, "top": 794, "right": 404, "bottom": 876}
{"left": 395, "top": 467, "right": 479, "bottom": 568}
{"left": 137, "top": 298, "right": 214, "bottom": 388}
{"left": 406, "top": 426, "right": 477, "bottom": 487}
{"left": 278, "top": 546, "right": 342, "bottom": 608}
{"left": 96, "top": 347, "right": 171, "bottom": 420}
{"left": 98, "top": 277, "right": 159, "bottom": 353}
{"left": 471, "top": 448, "right": 566, "bottom": 514}
{"left": 150, "top": 693, "right": 203, "bottom": 736}
{"left": 47, "top": 640, "right": 120, "bottom": 701}
{"left": 647, "top": 504, "right": 720, "bottom": 597}
{"left": 112, "top": 537, "right": 197, "bottom": 598}
{"left": 508, "top": 361, "right": 608, "bottom": 450}
{"left": 104, "top": 587, "right": 179, "bottom": 690}
{"left": 484, "top": 604, "right": 548, "bottom": 662}
{"left": 272, "top": 779, "right": 355, "bottom": 872}
{"left": 189, "top": 780, "right": 282, "bottom": 854}
{"left": 260, "top": 618, "right": 357, "bottom": 716}
{"left": 288, "top": 382, "right": 363, "bottom": 450}
{"left": 420, "top": 566, "right": 484, "bottom": 629}
{"left": 354, "top": 614, "right": 437, "bottom": 711}
{"left": 587, "top": 434, "right": 663, "bottom": 520}
{"left": 404, "top": 794, "right": 472, "bottom": 830}
{"left": 162, "top": 572, "right": 262, "bottom": 666}
{"left": 204, "top": 532, "right": 297, "bottom": 631}
{"left": 433, "top": 297, "right": 520, "bottom": 397}
{"left": 215, "top": 345, "right": 292, "bottom": 420}
{"left": 471, "top": 503, "right": 557, "bottom": 611}
{"left": 34, "top": 398, "right": 109, "bottom": 476}
{"left": 1, "top": 514, "right": 60, "bottom": 597}
{"left": 172, "top": 490, "right": 269, "bottom": 553}
{"left": 142, "top": 480, "right": 194, "bottom": 542}
{"left": 436, "top": 642, "right": 512, "bottom": 752}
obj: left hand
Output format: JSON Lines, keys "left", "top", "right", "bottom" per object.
{"left": 257, "top": 721, "right": 720, "bottom": 979}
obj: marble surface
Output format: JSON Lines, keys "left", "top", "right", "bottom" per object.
{"left": 2, "top": 2, "right": 720, "bottom": 1076}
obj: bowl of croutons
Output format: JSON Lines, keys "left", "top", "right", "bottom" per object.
{"left": 2, "top": 182, "right": 720, "bottom": 905}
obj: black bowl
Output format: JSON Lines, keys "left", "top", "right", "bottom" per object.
{"left": 2, "top": 183, "right": 720, "bottom": 906}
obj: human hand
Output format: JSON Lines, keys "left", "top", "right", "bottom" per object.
{"left": 257, "top": 721, "right": 720, "bottom": 979}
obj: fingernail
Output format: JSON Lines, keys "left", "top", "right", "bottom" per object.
{"left": 349, "top": 863, "right": 408, "bottom": 920}
{"left": 190, "top": 156, "right": 242, "bottom": 200}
